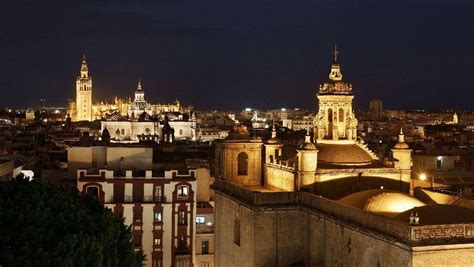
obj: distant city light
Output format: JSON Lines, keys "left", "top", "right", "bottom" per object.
{"left": 245, "top": 108, "right": 252, "bottom": 112}
{"left": 281, "top": 108, "right": 286, "bottom": 111}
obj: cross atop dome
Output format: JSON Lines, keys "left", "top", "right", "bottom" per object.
{"left": 333, "top": 44, "right": 339, "bottom": 63}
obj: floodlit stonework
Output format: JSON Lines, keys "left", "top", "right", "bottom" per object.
{"left": 213, "top": 49, "right": 474, "bottom": 267}
{"left": 68, "top": 56, "right": 183, "bottom": 122}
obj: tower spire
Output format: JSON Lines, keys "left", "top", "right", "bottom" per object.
{"left": 80, "top": 54, "right": 89, "bottom": 78}
{"left": 137, "top": 78, "right": 142, "bottom": 91}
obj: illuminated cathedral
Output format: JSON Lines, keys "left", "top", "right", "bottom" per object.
{"left": 68, "top": 55, "right": 183, "bottom": 122}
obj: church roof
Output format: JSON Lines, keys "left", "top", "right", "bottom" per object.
{"left": 316, "top": 143, "right": 375, "bottom": 165}
{"left": 394, "top": 205, "right": 474, "bottom": 225}
{"left": 338, "top": 189, "right": 425, "bottom": 216}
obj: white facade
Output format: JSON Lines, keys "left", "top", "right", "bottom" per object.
{"left": 101, "top": 120, "right": 198, "bottom": 142}
{"left": 77, "top": 169, "right": 197, "bottom": 267}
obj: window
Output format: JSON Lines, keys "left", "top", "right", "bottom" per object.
{"left": 134, "top": 211, "right": 142, "bottom": 223}
{"left": 328, "top": 108, "right": 333, "bottom": 123}
{"left": 121, "top": 129, "right": 125, "bottom": 135}
{"left": 154, "top": 237, "right": 162, "bottom": 247}
{"left": 176, "top": 255, "right": 190, "bottom": 267}
{"left": 196, "top": 216, "right": 206, "bottom": 224}
{"left": 178, "top": 235, "right": 187, "bottom": 249}
{"left": 237, "top": 152, "right": 248, "bottom": 176}
{"left": 133, "top": 233, "right": 142, "bottom": 248}
{"left": 133, "top": 184, "right": 144, "bottom": 202}
{"left": 177, "top": 185, "right": 189, "bottom": 198}
{"left": 200, "top": 263, "right": 210, "bottom": 267}
{"left": 113, "top": 183, "right": 124, "bottom": 202}
{"left": 154, "top": 186, "right": 163, "bottom": 201}
{"left": 179, "top": 129, "right": 183, "bottom": 135}
{"left": 154, "top": 211, "right": 162, "bottom": 223}
{"left": 201, "top": 240, "right": 209, "bottom": 254}
{"left": 339, "top": 108, "right": 344, "bottom": 122}
{"left": 179, "top": 211, "right": 187, "bottom": 225}
{"left": 437, "top": 157, "right": 442, "bottom": 169}
{"left": 152, "top": 259, "right": 162, "bottom": 267}
{"left": 86, "top": 186, "right": 99, "bottom": 197}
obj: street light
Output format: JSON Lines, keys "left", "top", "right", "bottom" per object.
{"left": 418, "top": 172, "right": 434, "bottom": 188}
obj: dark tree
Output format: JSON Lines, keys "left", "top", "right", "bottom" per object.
{"left": 0, "top": 178, "right": 144, "bottom": 266}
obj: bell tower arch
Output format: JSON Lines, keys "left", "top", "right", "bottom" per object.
{"left": 313, "top": 46, "right": 357, "bottom": 142}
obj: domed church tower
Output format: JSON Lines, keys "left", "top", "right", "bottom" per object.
{"left": 313, "top": 46, "right": 357, "bottom": 142}
{"left": 127, "top": 79, "right": 153, "bottom": 118}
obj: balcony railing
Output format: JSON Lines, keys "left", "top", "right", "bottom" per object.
{"left": 109, "top": 195, "right": 168, "bottom": 204}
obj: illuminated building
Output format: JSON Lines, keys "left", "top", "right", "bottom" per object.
{"left": 74, "top": 55, "right": 93, "bottom": 121}
{"left": 213, "top": 49, "right": 474, "bottom": 266}
{"left": 71, "top": 142, "right": 196, "bottom": 267}
{"left": 68, "top": 56, "right": 183, "bottom": 122}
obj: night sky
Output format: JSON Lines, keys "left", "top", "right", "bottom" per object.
{"left": 0, "top": 0, "right": 472, "bottom": 110}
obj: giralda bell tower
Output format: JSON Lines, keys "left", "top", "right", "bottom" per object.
{"left": 75, "top": 55, "right": 93, "bottom": 121}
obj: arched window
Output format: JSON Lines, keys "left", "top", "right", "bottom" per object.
{"left": 86, "top": 186, "right": 99, "bottom": 197}
{"left": 121, "top": 129, "right": 125, "bottom": 135}
{"left": 177, "top": 185, "right": 189, "bottom": 199}
{"left": 339, "top": 108, "right": 344, "bottom": 122}
{"left": 328, "top": 109, "right": 333, "bottom": 123}
{"left": 237, "top": 152, "right": 248, "bottom": 176}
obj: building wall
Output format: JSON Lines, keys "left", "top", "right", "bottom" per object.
{"left": 0, "top": 160, "right": 14, "bottom": 181}
{"left": 215, "top": 193, "right": 308, "bottom": 267}
{"left": 67, "top": 146, "right": 153, "bottom": 178}
{"left": 78, "top": 170, "right": 197, "bottom": 267}
{"left": 106, "top": 146, "right": 152, "bottom": 170}
{"left": 215, "top": 141, "right": 262, "bottom": 186}
{"left": 264, "top": 165, "right": 295, "bottom": 191}
{"left": 101, "top": 120, "right": 197, "bottom": 142}
{"left": 411, "top": 246, "right": 474, "bottom": 266}
{"left": 196, "top": 168, "right": 213, "bottom": 202}
{"left": 195, "top": 233, "right": 215, "bottom": 267}
{"left": 309, "top": 212, "right": 412, "bottom": 267}
{"left": 413, "top": 155, "right": 459, "bottom": 172}
{"left": 215, "top": 188, "right": 474, "bottom": 267}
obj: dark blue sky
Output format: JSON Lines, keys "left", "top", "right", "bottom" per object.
{"left": 0, "top": 0, "right": 472, "bottom": 110}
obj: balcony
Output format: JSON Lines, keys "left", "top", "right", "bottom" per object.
{"left": 108, "top": 195, "right": 168, "bottom": 204}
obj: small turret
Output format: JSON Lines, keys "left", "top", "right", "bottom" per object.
{"left": 264, "top": 123, "right": 283, "bottom": 164}
{"left": 297, "top": 131, "right": 318, "bottom": 190}
{"left": 391, "top": 127, "right": 412, "bottom": 193}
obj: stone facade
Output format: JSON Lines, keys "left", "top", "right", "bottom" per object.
{"left": 214, "top": 180, "right": 474, "bottom": 267}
